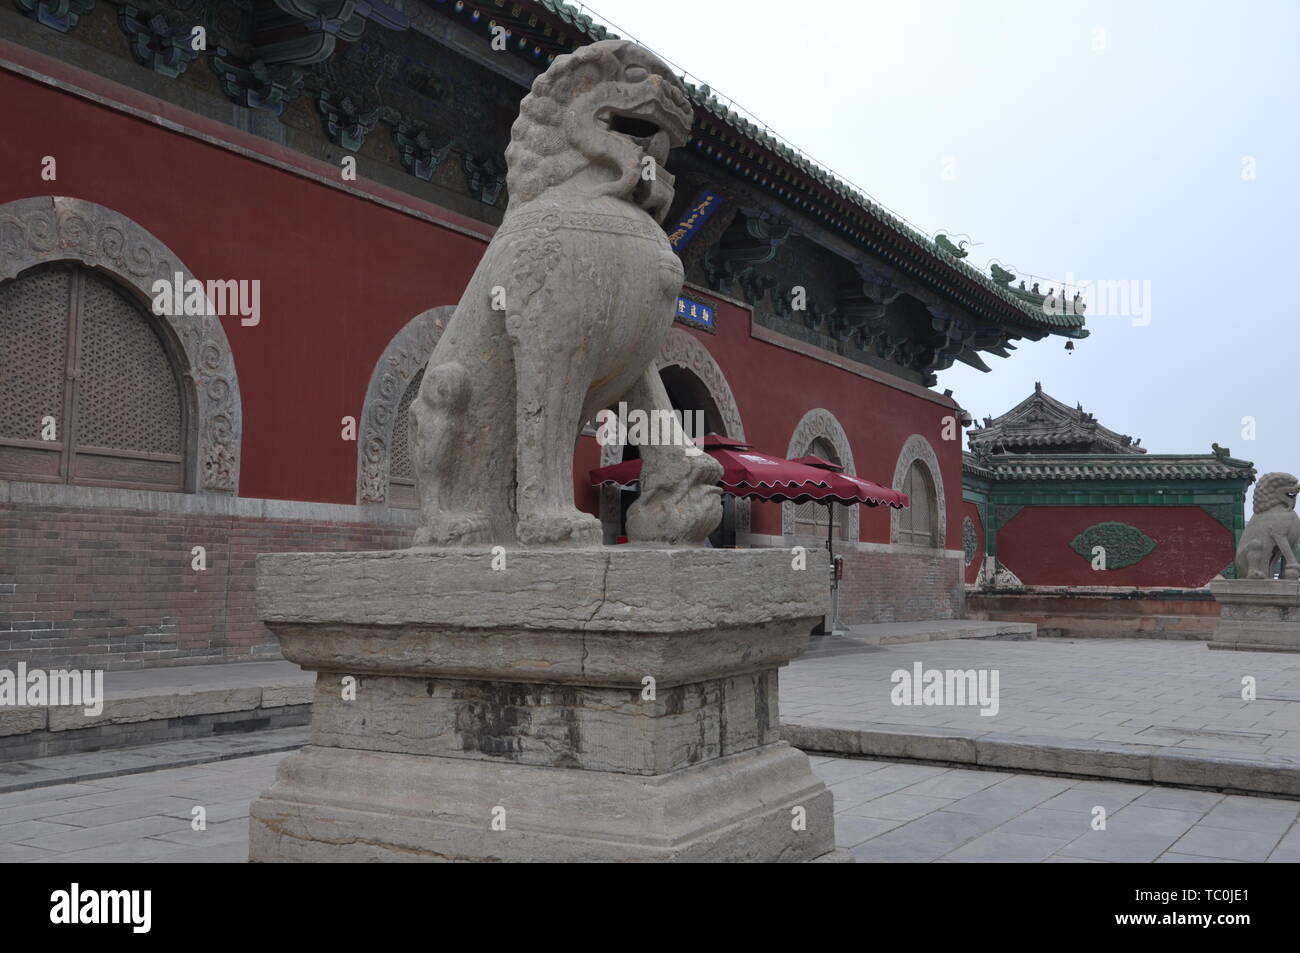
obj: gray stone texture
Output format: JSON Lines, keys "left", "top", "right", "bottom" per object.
{"left": 1232, "top": 473, "right": 1300, "bottom": 579}
{"left": 251, "top": 545, "right": 837, "bottom": 862}
{"left": 407, "top": 39, "right": 720, "bottom": 549}
{"left": 783, "top": 636, "right": 1300, "bottom": 796}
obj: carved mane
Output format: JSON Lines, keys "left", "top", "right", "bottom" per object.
{"left": 504, "top": 40, "right": 692, "bottom": 209}
{"left": 1253, "top": 472, "right": 1300, "bottom": 514}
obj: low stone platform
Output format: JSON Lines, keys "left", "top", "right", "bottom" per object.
{"left": 783, "top": 637, "right": 1300, "bottom": 797}
{"left": 0, "top": 726, "right": 308, "bottom": 794}
{"left": 0, "top": 660, "right": 313, "bottom": 762}
{"left": 968, "top": 587, "right": 1219, "bottom": 641}
{"left": 815, "top": 620, "right": 1035, "bottom": 652}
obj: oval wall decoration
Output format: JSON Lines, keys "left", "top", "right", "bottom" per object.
{"left": 1069, "top": 522, "right": 1156, "bottom": 570}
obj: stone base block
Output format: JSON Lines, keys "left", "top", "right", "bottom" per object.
{"left": 249, "top": 742, "right": 836, "bottom": 862}
{"left": 1208, "top": 579, "right": 1300, "bottom": 653}
{"left": 250, "top": 546, "right": 841, "bottom": 862}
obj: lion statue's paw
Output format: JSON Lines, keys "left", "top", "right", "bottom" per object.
{"left": 516, "top": 510, "right": 603, "bottom": 548}
{"left": 412, "top": 513, "right": 494, "bottom": 548}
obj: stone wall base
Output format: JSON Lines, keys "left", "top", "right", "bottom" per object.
{"left": 967, "top": 587, "right": 1219, "bottom": 640}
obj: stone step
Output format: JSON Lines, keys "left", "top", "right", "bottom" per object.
{"left": 839, "top": 620, "right": 1037, "bottom": 647}
{"left": 0, "top": 660, "right": 314, "bottom": 762}
{"left": 0, "top": 726, "right": 309, "bottom": 794}
{"left": 782, "top": 722, "right": 1300, "bottom": 799}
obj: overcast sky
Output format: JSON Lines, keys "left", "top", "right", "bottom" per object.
{"left": 585, "top": 0, "right": 1300, "bottom": 480}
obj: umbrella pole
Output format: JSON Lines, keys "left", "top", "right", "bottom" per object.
{"left": 828, "top": 503, "right": 845, "bottom": 637}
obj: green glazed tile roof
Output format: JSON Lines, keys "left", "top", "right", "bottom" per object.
{"left": 963, "top": 451, "right": 1256, "bottom": 482}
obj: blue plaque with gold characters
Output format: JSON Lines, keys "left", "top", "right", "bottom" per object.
{"left": 667, "top": 191, "right": 721, "bottom": 250}
{"left": 675, "top": 295, "right": 716, "bottom": 332}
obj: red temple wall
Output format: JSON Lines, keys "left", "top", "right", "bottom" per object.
{"left": 1, "top": 53, "right": 968, "bottom": 663}
{"left": 997, "top": 505, "right": 1232, "bottom": 588}
{"left": 0, "top": 66, "right": 491, "bottom": 507}
{"left": 2, "top": 65, "right": 960, "bottom": 536}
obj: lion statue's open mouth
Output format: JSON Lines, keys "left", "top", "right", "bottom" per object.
{"left": 505, "top": 41, "right": 695, "bottom": 222}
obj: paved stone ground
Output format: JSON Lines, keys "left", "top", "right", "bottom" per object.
{"left": 812, "top": 755, "right": 1300, "bottom": 863}
{"left": 1, "top": 742, "right": 1298, "bottom": 862}
{"left": 786, "top": 637, "right": 1300, "bottom": 762}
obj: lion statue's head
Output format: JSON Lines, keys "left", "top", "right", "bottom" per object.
{"left": 505, "top": 39, "right": 694, "bottom": 222}
{"left": 1253, "top": 472, "right": 1300, "bottom": 514}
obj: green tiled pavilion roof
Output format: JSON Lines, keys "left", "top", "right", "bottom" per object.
{"left": 963, "top": 451, "right": 1256, "bottom": 483}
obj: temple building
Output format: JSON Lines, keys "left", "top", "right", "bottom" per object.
{"left": 962, "top": 384, "right": 1255, "bottom": 639}
{"left": 2, "top": 0, "right": 1086, "bottom": 670}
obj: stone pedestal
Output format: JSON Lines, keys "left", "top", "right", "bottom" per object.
{"left": 1207, "top": 578, "right": 1300, "bottom": 653}
{"left": 248, "top": 547, "right": 846, "bottom": 862}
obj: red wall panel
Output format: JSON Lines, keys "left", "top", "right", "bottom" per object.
{"left": 997, "top": 505, "right": 1232, "bottom": 588}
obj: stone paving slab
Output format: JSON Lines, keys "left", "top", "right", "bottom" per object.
{"left": 1, "top": 744, "right": 1296, "bottom": 862}
{"left": 783, "top": 637, "right": 1300, "bottom": 796}
{"left": 842, "top": 616, "right": 1034, "bottom": 647}
{"left": 809, "top": 621, "right": 1035, "bottom": 651}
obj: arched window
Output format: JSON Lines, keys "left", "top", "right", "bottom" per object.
{"left": 898, "top": 460, "right": 938, "bottom": 547}
{"left": 387, "top": 368, "right": 424, "bottom": 508}
{"left": 793, "top": 436, "right": 851, "bottom": 540}
{"left": 0, "top": 263, "right": 188, "bottom": 491}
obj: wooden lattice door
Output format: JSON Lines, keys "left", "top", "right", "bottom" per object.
{"left": 0, "top": 264, "right": 187, "bottom": 491}
{"left": 387, "top": 367, "right": 424, "bottom": 508}
{"left": 897, "top": 460, "right": 936, "bottom": 547}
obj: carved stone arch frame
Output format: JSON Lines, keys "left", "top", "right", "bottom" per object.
{"left": 891, "top": 433, "right": 947, "bottom": 548}
{"left": 0, "top": 196, "right": 243, "bottom": 494}
{"left": 356, "top": 305, "right": 455, "bottom": 504}
{"left": 599, "top": 328, "right": 749, "bottom": 540}
{"left": 782, "top": 408, "right": 859, "bottom": 542}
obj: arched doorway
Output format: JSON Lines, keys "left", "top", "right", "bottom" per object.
{"left": 0, "top": 196, "right": 242, "bottom": 495}
{"left": 598, "top": 329, "right": 747, "bottom": 545}
{"left": 897, "top": 459, "right": 938, "bottom": 546}
{"left": 782, "top": 408, "right": 859, "bottom": 544}
{"left": 355, "top": 305, "right": 454, "bottom": 507}
{"left": 890, "top": 434, "right": 947, "bottom": 548}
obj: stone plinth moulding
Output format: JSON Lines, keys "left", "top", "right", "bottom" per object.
{"left": 249, "top": 547, "right": 843, "bottom": 862}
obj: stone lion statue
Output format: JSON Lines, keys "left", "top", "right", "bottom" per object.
{"left": 1234, "top": 472, "right": 1300, "bottom": 579}
{"left": 410, "top": 40, "right": 722, "bottom": 548}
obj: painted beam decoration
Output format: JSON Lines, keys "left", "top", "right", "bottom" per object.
{"left": 675, "top": 295, "right": 716, "bottom": 332}
{"left": 667, "top": 191, "right": 722, "bottom": 250}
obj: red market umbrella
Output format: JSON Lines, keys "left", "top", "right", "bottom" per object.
{"left": 591, "top": 441, "right": 907, "bottom": 509}
{"left": 786, "top": 457, "right": 908, "bottom": 636}
{"left": 591, "top": 438, "right": 909, "bottom": 633}
{"left": 790, "top": 454, "right": 843, "bottom": 472}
